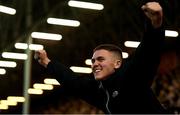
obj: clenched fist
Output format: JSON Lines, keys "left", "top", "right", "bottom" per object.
{"left": 141, "top": 2, "right": 163, "bottom": 28}
{"left": 34, "top": 50, "right": 51, "bottom": 68}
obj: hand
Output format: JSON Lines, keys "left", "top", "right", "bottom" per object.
{"left": 34, "top": 50, "right": 51, "bottom": 68}
{"left": 141, "top": 2, "right": 163, "bottom": 28}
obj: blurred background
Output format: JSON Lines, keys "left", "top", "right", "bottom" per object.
{"left": 0, "top": 0, "right": 179, "bottom": 114}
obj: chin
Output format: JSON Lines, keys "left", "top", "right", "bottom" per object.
{"left": 95, "top": 75, "right": 106, "bottom": 80}
{"left": 94, "top": 76, "right": 103, "bottom": 80}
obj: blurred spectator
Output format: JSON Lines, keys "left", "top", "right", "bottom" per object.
{"left": 152, "top": 50, "right": 180, "bottom": 113}
{"left": 42, "top": 98, "right": 104, "bottom": 114}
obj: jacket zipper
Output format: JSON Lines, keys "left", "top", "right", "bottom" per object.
{"left": 99, "top": 82, "right": 111, "bottom": 114}
{"left": 105, "top": 89, "right": 111, "bottom": 114}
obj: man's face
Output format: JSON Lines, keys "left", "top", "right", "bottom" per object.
{"left": 91, "top": 49, "right": 121, "bottom": 80}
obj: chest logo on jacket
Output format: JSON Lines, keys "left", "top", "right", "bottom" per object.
{"left": 112, "top": 90, "right": 119, "bottom": 98}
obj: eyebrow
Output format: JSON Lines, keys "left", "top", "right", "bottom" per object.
{"left": 91, "top": 56, "right": 104, "bottom": 62}
{"left": 92, "top": 56, "right": 104, "bottom": 60}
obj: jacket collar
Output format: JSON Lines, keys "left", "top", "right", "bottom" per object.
{"left": 100, "top": 70, "right": 119, "bottom": 90}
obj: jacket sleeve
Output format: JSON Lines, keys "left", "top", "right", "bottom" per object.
{"left": 46, "top": 60, "right": 96, "bottom": 90}
{"left": 45, "top": 60, "right": 105, "bottom": 110}
{"left": 46, "top": 60, "right": 78, "bottom": 84}
{"left": 46, "top": 60, "right": 100, "bottom": 97}
{"left": 121, "top": 22, "right": 165, "bottom": 87}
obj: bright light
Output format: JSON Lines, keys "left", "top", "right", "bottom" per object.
{"left": 47, "top": 18, "right": 80, "bottom": 27}
{"left": 124, "top": 41, "right": 140, "bottom": 48}
{"left": 85, "top": 59, "right": 92, "bottom": 65}
{"left": 0, "top": 104, "right": 8, "bottom": 110}
{"left": 0, "top": 5, "right": 16, "bottom": 15}
{"left": 0, "top": 68, "right": 6, "bottom": 75}
{"left": 29, "top": 44, "right": 44, "bottom": 50}
{"left": 70, "top": 66, "right": 92, "bottom": 73}
{"left": 0, "top": 61, "right": 17, "bottom": 68}
{"left": 68, "top": 0, "right": 104, "bottom": 10}
{"left": 165, "top": 30, "right": 179, "bottom": 37}
{"left": 33, "top": 83, "right": 54, "bottom": 90}
{"left": 15, "top": 43, "right": 44, "bottom": 50}
{"left": 7, "top": 96, "right": 25, "bottom": 102}
{"left": 15, "top": 43, "right": 28, "bottom": 49}
{"left": 28, "top": 88, "right": 43, "bottom": 95}
{"left": 0, "top": 100, "right": 17, "bottom": 106}
{"left": 2, "top": 52, "right": 28, "bottom": 60}
{"left": 122, "top": 52, "right": 129, "bottom": 59}
{"left": 44, "top": 78, "right": 60, "bottom": 85}
{"left": 31, "top": 32, "right": 62, "bottom": 40}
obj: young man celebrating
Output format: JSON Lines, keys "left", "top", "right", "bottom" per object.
{"left": 35, "top": 2, "right": 168, "bottom": 114}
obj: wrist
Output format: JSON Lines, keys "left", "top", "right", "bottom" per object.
{"left": 40, "top": 58, "right": 51, "bottom": 68}
{"left": 152, "top": 19, "right": 162, "bottom": 29}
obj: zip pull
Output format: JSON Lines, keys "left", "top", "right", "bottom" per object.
{"left": 99, "top": 81, "right": 111, "bottom": 114}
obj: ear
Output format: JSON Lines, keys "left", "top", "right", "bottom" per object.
{"left": 114, "top": 60, "right": 121, "bottom": 69}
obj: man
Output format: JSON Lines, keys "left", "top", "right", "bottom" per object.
{"left": 35, "top": 2, "right": 168, "bottom": 114}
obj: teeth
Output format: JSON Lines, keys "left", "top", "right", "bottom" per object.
{"left": 95, "top": 70, "right": 101, "bottom": 72}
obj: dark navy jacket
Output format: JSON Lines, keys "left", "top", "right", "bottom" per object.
{"left": 46, "top": 24, "right": 168, "bottom": 114}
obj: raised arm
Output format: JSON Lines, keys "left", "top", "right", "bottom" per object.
{"left": 34, "top": 50, "right": 78, "bottom": 83}
{"left": 34, "top": 50, "right": 104, "bottom": 109}
{"left": 119, "top": 2, "right": 164, "bottom": 87}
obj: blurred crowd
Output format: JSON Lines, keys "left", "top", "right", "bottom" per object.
{"left": 153, "top": 66, "right": 180, "bottom": 113}
{"left": 42, "top": 98, "right": 104, "bottom": 114}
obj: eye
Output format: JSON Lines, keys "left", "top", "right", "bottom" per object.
{"left": 91, "top": 59, "right": 95, "bottom": 64}
{"left": 97, "top": 57, "right": 105, "bottom": 62}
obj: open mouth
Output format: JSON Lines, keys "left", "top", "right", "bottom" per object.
{"left": 93, "top": 68, "right": 102, "bottom": 74}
